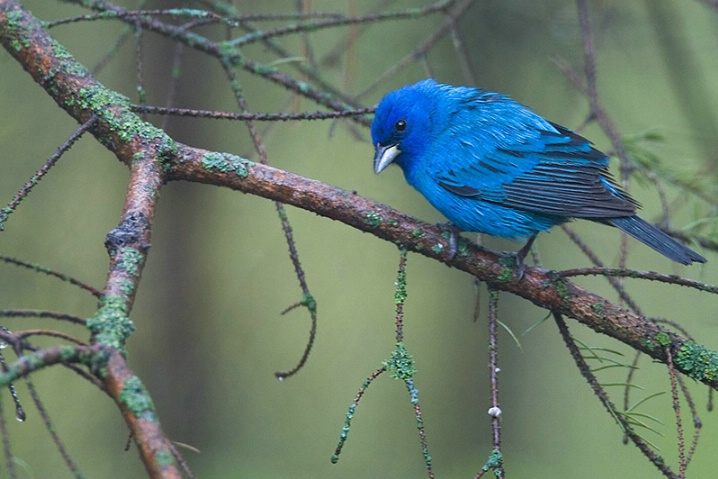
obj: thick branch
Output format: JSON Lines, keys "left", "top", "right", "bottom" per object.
{"left": 104, "top": 349, "right": 184, "bottom": 479}
{"left": 171, "top": 147, "right": 718, "bottom": 389}
{"left": 1, "top": 0, "right": 716, "bottom": 392}
{"left": 1, "top": 3, "right": 179, "bottom": 477}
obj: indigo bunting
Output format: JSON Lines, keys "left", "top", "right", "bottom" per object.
{"left": 371, "top": 79, "right": 705, "bottom": 268}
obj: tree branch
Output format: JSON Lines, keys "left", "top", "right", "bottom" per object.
{"left": 1, "top": 0, "right": 716, "bottom": 395}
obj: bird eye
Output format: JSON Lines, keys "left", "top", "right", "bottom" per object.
{"left": 394, "top": 119, "right": 407, "bottom": 132}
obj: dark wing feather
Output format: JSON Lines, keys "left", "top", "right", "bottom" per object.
{"left": 437, "top": 122, "right": 638, "bottom": 218}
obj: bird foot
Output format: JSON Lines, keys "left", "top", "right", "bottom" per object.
{"left": 437, "top": 222, "right": 461, "bottom": 260}
{"left": 499, "top": 251, "right": 527, "bottom": 280}
{"left": 512, "top": 235, "right": 537, "bottom": 281}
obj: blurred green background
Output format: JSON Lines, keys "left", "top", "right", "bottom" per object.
{"left": 1, "top": 1, "right": 717, "bottom": 478}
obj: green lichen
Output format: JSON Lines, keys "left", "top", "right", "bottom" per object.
{"left": 332, "top": 403, "right": 357, "bottom": 464}
{"left": 675, "top": 341, "right": 718, "bottom": 382}
{"left": 365, "top": 211, "right": 383, "bottom": 227}
{"left": 0, "top": 345, "right": 95, "bottom": 387}
{"left": 218, "top": 43, "right": 242, "bottom": 64}
{"left": 78, "top": 86, "right": 129, "bottom": 114}
{"left": 654, "top": 332, "right": 671, "bottom": 346}
{"left": 88, "top": 347, "right": 112, "bottom": 379}
{"left": 118, "top": 278, "right": 136, "bottom": 296}
{"left": 497, "top": 267, "right": 513, "bottom": 283}
{"left": 86, "top": 295, "right": 135, "bottom": 352}
{"left": 117, "top": 247, "right": 144, "bottom": 277}
{"left": 119, "top": 376, "right": 157, "bottom": 422}
{"left": 554, "top": 278, "right": 569, "bottom": 301}
{"left": 155, "top": 449, "right": 175, "bottom": 467}
{"left": 50, "top": 41, "right": 87, "bottom": 78}
{"left": 201, "top": 152, "right": 253, "bottom": 178}
{"left": 164, "top": 8, "right": 212, "bottom": 19}
{"left": 301, "top": 291, "right": 317, "bottom": 313}
{"left": 431, "top": 243, "right": 444, "bottom": 254}
{"left": 71, "top": 83, "right": 179, "bottom": 166}
{"left": 5, "top": 9, "right": 32, "bottom": 51}
{"left": 72, "top": 84, "right": 178, "bottom": 162}
{"left": 295, "top": 80, "right": 311, "bottom": 95}
{"left": 590, "top": 302, "right": 605, "bottom": 315}
{"left": 411, "top": 228, "right": 424, "bottom": 239}
{"left": 640, "top": 337, "right": 657, "bottom": 352}
{"left": 394, "top": 274, "right": 407, "bottom": 305}
{"left": 394, "top": 246, "right": 408, "bottom": 304}
{"left": 0, "top": 207, "right": 12, "bottom": 231}
{"left": 386, "top": 218, "right": 399, "bottom": 227}
{"left": 481, "top": 448, "right": 504, "bottom": 477}
{"left": 455, "top": 237, "right": 471, "bottom": 257}
{"left": 383, "top": 342, "right": 416, "bottom": 381}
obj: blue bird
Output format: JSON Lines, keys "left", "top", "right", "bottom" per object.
{"left": 371, "top": 79, "right": 705, "bottom": 270}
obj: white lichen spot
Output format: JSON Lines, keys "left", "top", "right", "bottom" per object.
{"left": 487, "top": 406, "right": 502, "bottom": 418}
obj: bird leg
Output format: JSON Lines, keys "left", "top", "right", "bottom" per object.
{"left": 514, "top": 234, "right": 537, "bottom": 280}
{"left": 438, "top": 222, "right": 462, "bottom": 260}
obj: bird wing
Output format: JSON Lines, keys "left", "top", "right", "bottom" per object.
{"left": 433, "top": 122, "right": 638, "bottom": 218}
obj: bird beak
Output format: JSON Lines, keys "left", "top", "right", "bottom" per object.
{"left": 373, "top": 143, "right": 401, "bottom": 174}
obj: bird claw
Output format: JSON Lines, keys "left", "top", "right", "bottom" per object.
{"left": 499, "top": 251, "right": 527, "bottom": 280}
{"left": 514, "top": 235, "right": 537, "bottom": 281}
{"left": 515, "top": 256, "right": 528, "bottom": 281}
{"left": 438, "top": 222, "right": 461, "bottom": 260}
{"left": 447, "top": 230, "right": 457, "bottom": 260}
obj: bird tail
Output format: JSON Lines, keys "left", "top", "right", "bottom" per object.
{"left": 603, "top": 216, "right": 706, "bottom": 265}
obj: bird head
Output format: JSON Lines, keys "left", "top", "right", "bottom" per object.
{"left": 371, "top": 79, "right": 440, "bottom": 174}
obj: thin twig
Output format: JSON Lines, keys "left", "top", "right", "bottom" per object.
{"left": 0, "top": 310, "right": 86, "bottom": 326}
{"left": 219, "top": 62, "right": 318, "bottom": 380}
{"left": 476, "top": 288, "right": 504, "bottom": 478}
{"left": 330, "top": 366, "right": 386, "bottom": 464}
{"left": 0, "top": 256, "right": 101, "bottom": 298}
{"left": 131, "top": 104, "right": 373, "bottom": 121}
{"left": 560, "top": 225, "right": 644, "bottom": 315}
{"left": 0, "top": 397, "right": 16, "bottom": 479}
{"left": 24, "top": 376, "right": 83, "bottom": 476}
{"left": 557, "top": 267, "right": 718, "bottom": 295}
{"left": 0, "top": 116, "right": 97, "bottom": 231}
{"left": 554, "top": 312, "right": 678, "bottom": 478}
{"left": 355, "top": 0, "right": 476, "bottom": 101}
{"left": 665, "top": 347, "right": 686, "bottom": 478}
